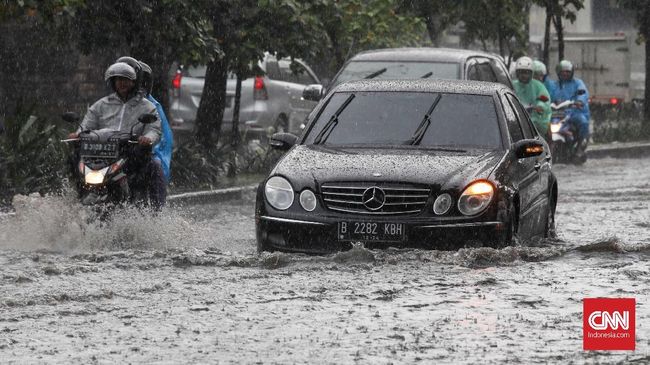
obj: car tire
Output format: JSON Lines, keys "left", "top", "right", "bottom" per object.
{"left": 500, "top": 201, "right": 519, "bottom": 247}
{"left": 257, "top": 238, "right": 270, "bottom": 253}
{"left": 274, "top": 115, "right": 289, "bottom": 134}
{"left": 544, "top": 197, "right": 557, "bottom": 239}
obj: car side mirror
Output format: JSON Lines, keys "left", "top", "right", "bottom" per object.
{"left": 138, "top": 113, "right": 158, "bottom": 124}
{"left": 269, "top": 132, "right": 298, "bottom": 151}
{"left": 513, "top": 139, "right": 544, "bottom": 158}
{"left": 62, "top": 112, "right": 80, "bottom": 124}
{"left": 302, "top": 84, "right": 323, "bottom": 102}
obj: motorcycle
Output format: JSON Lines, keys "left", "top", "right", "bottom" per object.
{"left": 549, "top": 90, "right": 587, "bottom": 165}
{"left": 61, "top": 112, "right": 158, "bottom": 219}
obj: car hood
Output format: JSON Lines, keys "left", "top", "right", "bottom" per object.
{"left": 272, "top": 145, "right": 504, "bottom": 190}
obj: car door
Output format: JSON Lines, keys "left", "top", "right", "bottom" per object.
{"left": 505, "top": 93, "right": 549, "bottom": 236}
{"left": 277, "top": 59, "right": 321, "bottom": 132}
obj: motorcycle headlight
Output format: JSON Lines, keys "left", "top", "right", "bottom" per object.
{"left": 550, "top": 123, "right": 561, "bottom": 133}
{"left": 265, "top": 176, "right": 294, "bottom": 210}
{"left": 299, "top": 189, "right": 317, "bottom": 212}
{"left": 458, "top": 181, "right": 494, "bottom": 216}
{"left": 433, "top": 193, "right": 453, "bottom": 215}
{"left": 84, "top": 166, "right": 109, "bottom": 185}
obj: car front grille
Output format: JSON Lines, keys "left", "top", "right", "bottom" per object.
{"left": 321, "top": 182, "right": 431, "bottom": 215}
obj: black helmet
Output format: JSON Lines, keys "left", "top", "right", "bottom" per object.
{"left": 138, "top": 61, "right": 153, "bottom": 96}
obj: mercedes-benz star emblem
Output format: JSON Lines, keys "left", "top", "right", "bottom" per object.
{"left": 362, "top": 186, "right": 386, "bottom": 211}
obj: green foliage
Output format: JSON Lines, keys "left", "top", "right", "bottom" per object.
{"left": 591, "top": 102, "right": 647, "bottom": 143}
{"left": 0, "top": 107, "right": 67, "bottom": 206}
{"left": 458, "top": 0, "right": 530, "bottom": 58}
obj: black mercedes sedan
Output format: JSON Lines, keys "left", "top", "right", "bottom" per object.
{"left": 256, "top": 79, "right": 557, "bottom": 253}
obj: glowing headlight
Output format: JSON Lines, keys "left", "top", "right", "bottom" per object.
{"left": 550, "top": 124, "right": 561, "bottom": 133}
{"left": 458, "top": 181, "right": 494, "bottom": 216}
{"left": 433, "top": 193, "right": 452, "bottom": 215}
{"left": 265, "top": 176, "right": 294, "bottom": 210}
{"left": 84, "top": 166, "right": 109, "bottom": 185}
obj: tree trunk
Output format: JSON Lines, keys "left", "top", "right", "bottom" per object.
{"left": 195, "top": 53, "right": 229, "bottom": 149}
{"left": 543, "top": 6, "right": 552, "bottom": 65}
{"left": 227, "top": 71, "right": 242, "bottom": 178}
{"left": 644, "top": 31, "right": 650, "bottom": 130}
{"left": 552, "top": 14, "right": 565, "bottom": 62}
{"left": 425, "top": 14, "right": 440, "bottom": 47}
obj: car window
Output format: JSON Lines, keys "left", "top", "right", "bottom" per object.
{"left": 278, "top": 60, "right": 317, "bottom": 85}
{"left": 305, "top": 91, "right": 502, "bottom": 149}
{"left": 467, "top": 61, "right": 479, "bottom": 81}
{"left": 265, "top": 60, "right": 282, "bottom": 80}
{"left": 490, "top": 59, "right": 513, "bottom": 88}
{"left": 331, "top": 61, "right": 461, "bottom": 89}
{"left": 506, "top": 94, "right": 534, "bottom": 139}
{"left": 477, "top": 61, "right": 498, "bottom": 82}
{"left": 501, "top": 94, "right": 524, "bottom": 142}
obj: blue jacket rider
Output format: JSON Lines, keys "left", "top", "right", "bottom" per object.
{"left": 552, "top": 60, "right": 590, "bottom": 144}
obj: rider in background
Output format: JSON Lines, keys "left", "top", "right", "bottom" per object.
{"left": 532, "top": 60, "right": 556, "bottom": 99}
{"left": 512, "top": 56, "right": 551, "bottom": 140}
{"left": 553, "top": 59, "right": 590, "bottom": 157}
{"left": 138, "top": 61, "right": 173, "bottom": 185}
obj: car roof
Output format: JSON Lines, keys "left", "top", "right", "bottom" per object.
{"left": 332, "top": 79, "right": 510, "bottom": 96}
{"left": 349, "top": 47, "right": 502, "bottom": 63}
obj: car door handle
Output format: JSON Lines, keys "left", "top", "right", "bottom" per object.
{"left": 534, "top": 162, "right": 542, "bottom": 171}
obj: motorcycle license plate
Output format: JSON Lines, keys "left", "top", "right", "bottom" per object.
{"left": 338, "top": 221, "right": 405, "bottom": 242}
{"left": 80, "top": 141, "right": 118, "bottom": 158}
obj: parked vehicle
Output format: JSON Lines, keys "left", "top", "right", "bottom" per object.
{"left": 547, "top": 33, "right": 645, "bottom": 105}
{"left": 61, "top": 112, "right": 158, "bottom": 218}
{"left": 168, "top": 54, "right": 321, "bottom": 137}
{"left": 257, "top": 79, "right": 557, "bottom": 254}
{"left": 303, "top": 47, "right": 513, "bottom": 102}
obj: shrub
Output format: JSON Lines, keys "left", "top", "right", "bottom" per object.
{"left": 0, "top": 106, "right": 67, "bottom": 207}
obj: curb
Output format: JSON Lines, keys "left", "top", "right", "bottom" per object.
{"left": 167, "top": 184, "right": 258, "bottom": 205}
{"left": 586, "top": 142, "right": 650, "bottom": 159}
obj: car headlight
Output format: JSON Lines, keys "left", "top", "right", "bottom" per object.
{"left": 84, "top": 166, "right": 109, "bottom": 185}
{"left": 550, "top": 123, "right": 561, "bottom": 133}
{"left": 299, "top": 189, "right": 317, "bottom": 211}
{"left": 458, "top": 181, "right": 494, "bottom": 216}
{"left": 433, "top": 193, "right": 452, "bottom": 215}
{"left": 265, "top": 176, "right": 294, "bottom": 210}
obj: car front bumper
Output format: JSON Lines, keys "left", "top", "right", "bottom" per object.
{"left": 256, "top": 214, "right": 507, "bottom": 254}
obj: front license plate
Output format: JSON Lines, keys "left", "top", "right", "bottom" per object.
{"left": 338, "top": 222, "right": 405, "bottom": 242}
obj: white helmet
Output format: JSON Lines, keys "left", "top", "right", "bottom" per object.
{"left": 515, "top": 56, "right": 534, "bottom": 72}
{"left": 104, "top": 62, "right": 137, "bottom": 82}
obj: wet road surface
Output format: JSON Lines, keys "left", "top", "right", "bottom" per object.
{"left": 1, "top": 157, "right": 649, "bottom": 364}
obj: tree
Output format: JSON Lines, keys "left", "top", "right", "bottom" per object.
{"left": 459, "top": 0, "right": 529, "bottom": 65}
{"left": 619, "top": 0, "right": 650, "bottom": 127}
{"left": 534, "top": 0, "right": 584, "bottom": 65}
{"left": 71, "top": 1, "right": 218, "bottom": 112}
{"left": 398, "top": 0, "right": 460, "bottom": 47}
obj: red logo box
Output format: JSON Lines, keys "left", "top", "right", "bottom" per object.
{"left": 583, "top": 298, "right": 635, "bottom": 350}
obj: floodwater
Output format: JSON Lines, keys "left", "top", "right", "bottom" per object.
{"left": 1, "top": 157, "right": 649, "bottom": 364}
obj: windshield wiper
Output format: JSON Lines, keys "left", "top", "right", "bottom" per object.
{"left": 404, "top": 94, "right": 442, "bottom": 146}
{"left": 313, "top": 94, "right": 355, "bottom": 145}
{"left": 363, "top": 68, "right": 387, "bottom": 79}
{"left": 420, "top": 72, "right": 433, "bottom": 79}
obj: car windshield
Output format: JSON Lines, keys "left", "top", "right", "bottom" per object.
{"left": 304, "top": 91, "right": 502, "bottom": 149}
{"left": 331, "top": 61, "right": 460, "bottom": 88}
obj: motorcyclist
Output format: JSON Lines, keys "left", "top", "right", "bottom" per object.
{"left": 512, "top": 56, "right": 551, "bottom": 139}
{"left": 68, "top": 62, "right": 162, "bottom": 206}
{"left": 552, "top": 59, "right": 590, "bottom": 158}
{"left": 532, "top": 60, "right": 556, "bottom": 99}
{"left": 112, "top": 56, "right": 171, "bottom": 209}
